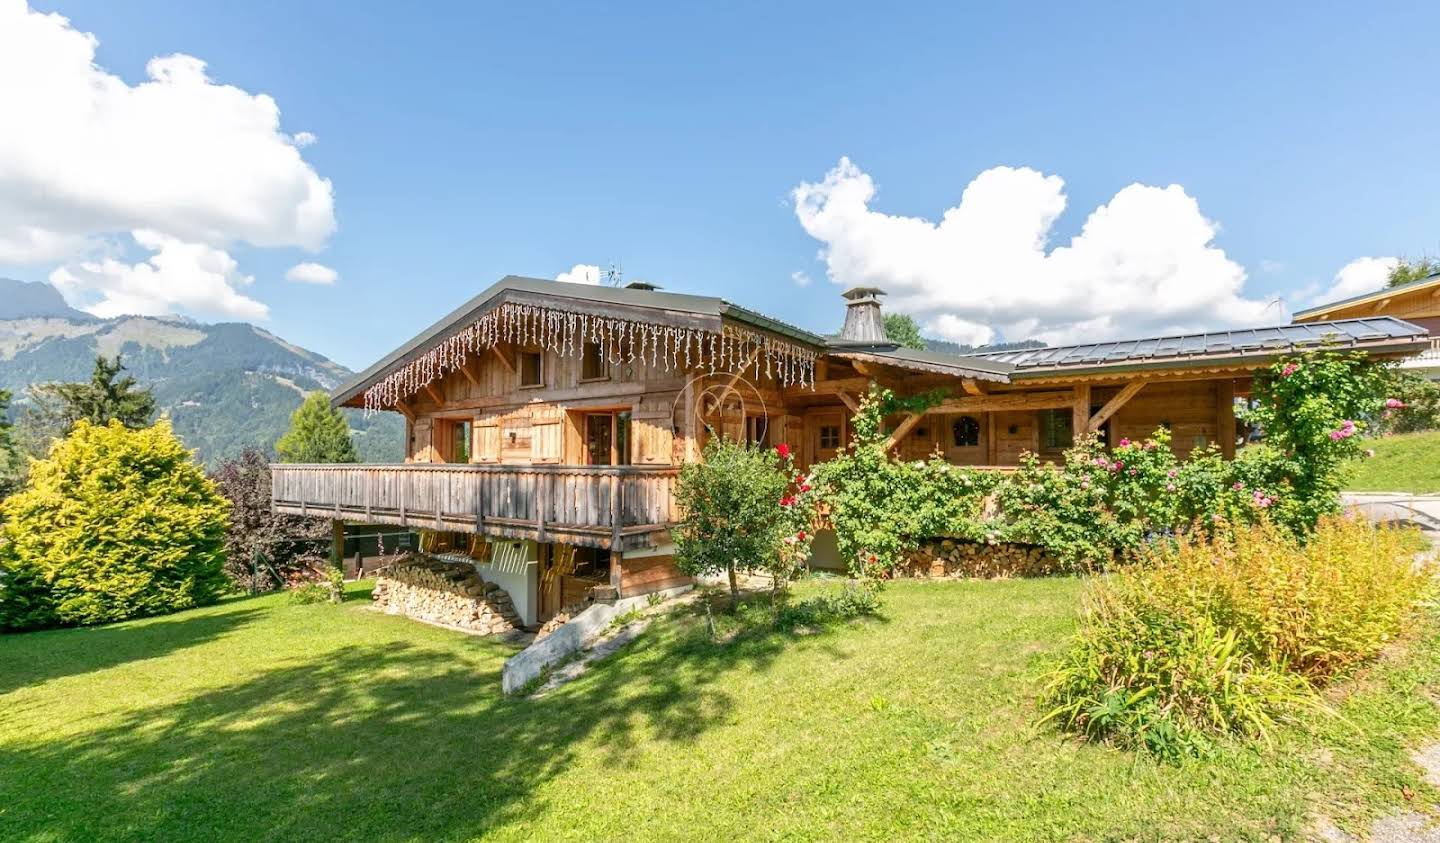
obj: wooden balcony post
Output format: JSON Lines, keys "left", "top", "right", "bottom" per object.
{"left": 536, "top": 470, "right": 549, "bottom": 543}
{"left": 610, "top": 472, "right": 622, "bottom": 550}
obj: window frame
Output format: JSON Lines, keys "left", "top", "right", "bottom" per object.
{"left": 579, "top": 341, "right": 610, "bottom": 382}
{"left": 818, "top": 424, "right": 841, "bottom": 450}
{"left": 1038, "top": 409, "right": 1074, "bottom": 450}
{"left": 517, "top": 348, "right": 545, "bottom": 388}
{"left": 952, "top": 415, "right": 981, "bottom": 448}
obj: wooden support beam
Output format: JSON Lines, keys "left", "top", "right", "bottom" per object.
{"left": 423, "top": 382, "right": 444, "bottom": 405}
{"left": 851, "top": 360, "right": 879, "bottom": 377}
{"left": 961, "top": 378, "right": 989, "bottom": 396}
{"left": 836, "top": 391, "right": 860, "bottom": 413}
{"left": 457, "top": 356, "right": 482, "bottom": 387}
{"left": 706, "top": 350, "right": 760, "bottom": 420}
{"left": 929, "top": 390, "right": 1077, "bottom": 415}
{"left": 1071, "top": 384, "right": 1091, "bottom": 443}
{"left": 1087, "top": 380, "right": 1148, "bottom": 432}
{"left": 489, "top": 344, "right": 516, "bottom": 375}
{"left": 783, "top": 376, "right": 872, "bottom": 399}
{"left": 884, "top": 412, "right": 925, "bottom": 450}
{"left": 1216, "top": 379, "right": 1236, "bottom": 460}
{"left": 394, "top": 399, "right": 416, "bottom": 422}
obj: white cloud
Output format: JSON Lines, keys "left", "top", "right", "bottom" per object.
{"left": 792, "top": 157, "right": 1278, "bottom": 346}
{"left": 790, "top": 270, "right": 813, "bottom": 287}
{"left": 0, "top": 1, "right": 336, "bottom": 318}
{"left": 292, "top": 131, "right": 318, "bottom": 148}
{"left": 1307, "top": 256, "right": 1397, "bottom": 306}
{"left": 49, "top": 230, "right": 268, "bottom": 320}
{"left": 556, "top": 264, "right": 601, "bottom": 285}
{"left": 285, "top": 261, "right": 339, "bottom": 285}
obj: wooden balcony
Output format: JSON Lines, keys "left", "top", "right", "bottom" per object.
{"left": 271, "top": 463, "right": 680, "bottom": 550}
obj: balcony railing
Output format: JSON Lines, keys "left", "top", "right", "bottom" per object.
{"left": 271, "top": 463, "right": 680, "bottom": 550}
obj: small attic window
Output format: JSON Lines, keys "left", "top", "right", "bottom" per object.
{"left": 518, "top": 350, "right": 544, "bottom": 387}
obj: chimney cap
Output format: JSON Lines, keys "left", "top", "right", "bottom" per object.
{"left": 625, "top": 280, "right": 662, "bottom": 291}
{"left": 841, "top": 286, "right": 886, "bottom": 300}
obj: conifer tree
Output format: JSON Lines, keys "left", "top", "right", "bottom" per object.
{"left": 275, "top": 392, "right": 358, "bottom": 463}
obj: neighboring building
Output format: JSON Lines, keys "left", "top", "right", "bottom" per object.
{"left": 1293, "top": 271, "right": 1440, "bottom": 379}
{"left": 272, "top": 275, "right": 1427, "bottom": 625}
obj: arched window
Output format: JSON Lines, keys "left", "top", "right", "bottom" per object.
{"left": 952, "top": 416, "right": 980, "bottom": 447}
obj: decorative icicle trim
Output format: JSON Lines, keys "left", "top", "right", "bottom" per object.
{"left": 361, "top": 301, "right": 817, "bottom": 414}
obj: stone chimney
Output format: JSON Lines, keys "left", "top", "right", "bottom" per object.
{"left": 839, "top": 286, "right": 888, "bottom": 343}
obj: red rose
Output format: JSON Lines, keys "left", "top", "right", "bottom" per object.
{"left": 775, "top": 443, "right": 791, "bottom": 459}
{"left": 796, "top": 530, "right": 806, "bottom": 540}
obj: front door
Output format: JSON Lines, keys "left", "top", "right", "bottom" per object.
{"left": 810, "top": 412, "right": 845, "bottom": 466}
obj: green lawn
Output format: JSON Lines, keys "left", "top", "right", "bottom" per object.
{"left": 1348, "top": 430, "right": 1440, "bottom": 492}
{"left": 3, "top": 578, "right": 1440, "bottom": 841}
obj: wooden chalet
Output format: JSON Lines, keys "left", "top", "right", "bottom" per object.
{"left": 1293, "top": 269, "right": 1440, "bottom": 379}
{"left": 272, "top": 275, "right": 1428, "bottom": 626}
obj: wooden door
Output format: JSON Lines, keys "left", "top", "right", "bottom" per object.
{"left": 809, "top": 411, "right": 845, "bottom": 467}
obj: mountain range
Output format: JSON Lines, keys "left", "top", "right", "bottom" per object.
{"left": 0, "top": 279, "right": 402, "bottom": 467}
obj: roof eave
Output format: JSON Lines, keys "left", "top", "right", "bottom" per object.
{"left": 1007, "top": 336, "right": 1429, "bottom": 380}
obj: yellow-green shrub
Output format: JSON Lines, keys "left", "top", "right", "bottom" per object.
{"left": 1040, "top": 516, "right": 1432, "bottom": 759}
{"left": 0, "top": 420, "right": 230, "bottom": 630}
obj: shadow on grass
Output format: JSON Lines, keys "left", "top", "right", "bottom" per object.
{"left": 0, "top": 602, "right": 266, "bottom": 696}
{"left": 0, "top": 594, "right": 850, "bottom": 841}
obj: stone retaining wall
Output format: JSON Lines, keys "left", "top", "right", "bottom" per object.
{"left": 902, "top": 539, "right": 1060, "bottom": 579}
{"left": 372, "top": 554, "right": 521, "bottom": 635}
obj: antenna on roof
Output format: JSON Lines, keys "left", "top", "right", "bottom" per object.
{"left": 601, "top": 260, "right": 623, "bottom": 287}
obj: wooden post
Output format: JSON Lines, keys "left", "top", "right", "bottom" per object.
{"left": 332, "top": 520, "right": 345, "bottom": 566}
{"left": 609, "top": 550, "right": 623, "bottom": 590}
{"left": 610, "top": 473, "right": 622, "bottom": 550}
{"left": 536, "top": 471, "right": 548, "bottom": 543}
{"left": 1072, "top": 385, "right": 1091, "bottom": 443}
{"left": 1216, "top": 379, "right": 1236, "bottom": 459}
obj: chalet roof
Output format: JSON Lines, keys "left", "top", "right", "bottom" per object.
{"left": 1292, "top": 271, "right": 1440, "bottom": 321}
{"left": 331, "top": 275, "right": 825, "bottom": 408}
{"left": 977, "top": 317, "right": 1428, "bottom": 376}
{"left": 331, "top": 274, "right": 1432, "bottom": 409}
{"left": 824, "top": 340, "right": 1015, "bottom": 380}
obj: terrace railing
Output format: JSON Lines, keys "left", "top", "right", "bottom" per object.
{"left": 271, "top": 463, "right": 680, "bottom": 550}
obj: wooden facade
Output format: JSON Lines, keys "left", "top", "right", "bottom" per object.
{"left": 273, "top": 275, "right": 1428, "bottom": 625}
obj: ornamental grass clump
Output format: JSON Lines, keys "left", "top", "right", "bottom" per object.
{"left": 1040, "top": 515, "right": 1433, "bottom": 760}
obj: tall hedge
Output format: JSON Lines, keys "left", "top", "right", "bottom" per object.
{"left": 0, "top": 420, "right": 230, "bottom": 631}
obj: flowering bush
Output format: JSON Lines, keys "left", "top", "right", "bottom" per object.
{"left": 674, "top": 436, "right": 818, "bottom": 605}
{"left": 811, "top": 386, "right": 997, "bottom": 577}
{"left": 1245, "top": 349, "right": 1393, "bottom": 531}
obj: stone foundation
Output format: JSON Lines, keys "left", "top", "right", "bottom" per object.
{"left": 902, "top": 539, "right": 1060, "bottom": 579}
{"left": 372, "top": 554, "right": 522, "bottom": 635}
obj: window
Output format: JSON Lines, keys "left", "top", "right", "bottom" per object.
{"left": 1039, "top": 409, "right": 1073, "bottom": 450}
{"left": 952, "top": 416, "right": 980, "bottom": 447}
{"left": 580, "top": 341, "right": 609, "bottom": 381}
{"left": 745, "top": 415, "right": 769, "bottom": 448}
{"left": 818, "top": 425, "right": 841, "bottom": 449}
{"left": 518, "top": 350, "right": 544, "bottom": 387}
{"left": 451, "top": 420, "right": 471, "bottom": 463}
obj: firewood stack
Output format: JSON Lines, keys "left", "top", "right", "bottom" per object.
{"left": 902, "top": 539, "right": 1060, "bottom": 579}
{"left": 372, "top": 554, "right": 521, "bottom": 635}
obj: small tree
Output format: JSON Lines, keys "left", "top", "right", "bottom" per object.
{"left": 674, "top": 438, "right": 814, "bottom": 606}
{"left": 25, "top": 355, "right": 156, "bottom": 436}
{"left": 883, "top": 313, "right": 928, "bottom": 350}
{"left": 209, "top": 448, "right": 330, "bottom": 589}
{"left": 1387, "top": 257, "right": 1440, "bottom": 288}
{"left": 0, "top": 420, "right": 230, "bottom": 630}
{"left": 276, "top": 392, "right": 358, "bottom": 463}
{"left": 0, "top": 388, "right": 20, "bottom": 499}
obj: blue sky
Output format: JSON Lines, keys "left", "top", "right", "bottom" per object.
{"left": 8, "top": 1, "right": 1440, "bottom": 369}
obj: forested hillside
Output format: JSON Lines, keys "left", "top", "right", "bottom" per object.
{"left": 0, "top": 279, "right": 402, "bottom": 466}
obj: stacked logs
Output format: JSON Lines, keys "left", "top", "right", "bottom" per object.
{"left": 372, "top": 554, "right": 521, "bottom": 635}
{"left": 902, "top": 539, "right": 1060, "bottom": 579}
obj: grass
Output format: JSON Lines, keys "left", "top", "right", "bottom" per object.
{"left": 1348, "top": 430, "right": 1440, "bottom": 492}
{"left": 3, "top": 578, "right": 1440, "bottom": 841}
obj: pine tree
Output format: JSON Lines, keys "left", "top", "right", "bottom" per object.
{"left": 0, "top": 388, "right": 21, "bottom": 498}
{"left": 275, "top": 392, "right": 358, "bottom": 463}
{"left": 24, "top": 355, "right": 157, "bottom": 443}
